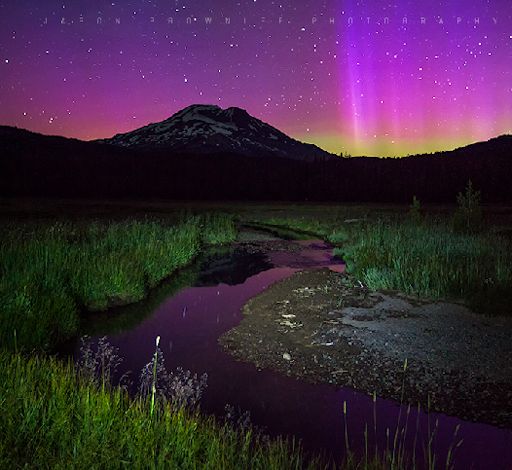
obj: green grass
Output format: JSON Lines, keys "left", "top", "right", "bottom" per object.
{"left": 249, "top": 216, "right": 347, "bottom": 241}
{"left": 0, "top": 351, "right": 458, "bottom": 470}
{"left": 0, "top": 214, "right": 237, "bottom": 352}
{"left": 0, "top": 352, "right": 314, "bottom": 470}
{"left": 247, "top": 212, "right": 512, "bottom": 316}
{"left": 338, "top": 219, "right": 512, "bottom": 315}
{"left": 0, "top": 206, "right": 466, "bottom": 468}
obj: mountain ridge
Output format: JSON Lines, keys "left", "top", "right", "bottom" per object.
{"left": 1, "top": 119, "right": 509, "bottom": 162}
{"left": 95, "top": 104, "right": 334, "bottom": 161}
{"left": 1, "top": 112, "right": 511, "bottom": 203}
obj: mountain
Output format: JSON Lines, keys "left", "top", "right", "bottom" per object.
{"left": 0, "top": 118, "right": 511, "bottom": 203}
{"left": 97, "top": 104, "right": 333, "bottom": 161}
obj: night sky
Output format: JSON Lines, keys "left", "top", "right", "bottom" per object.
{"left": 1, "top": 0, "right": 511, "bottom": 156}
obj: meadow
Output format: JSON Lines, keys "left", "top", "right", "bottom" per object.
{"left": 245, "top": 188, "right": 512, "bottom": 316}
{"left": 0, "top": 341, "right": 453, "bottom": 470}
{"left": 1, "top": 197, "right": 509, "bottom": 468}
{"left": 0, "top": 213, "right": 237, "bottom": 352}
{"left": 2, "top": 196, "right": 510, "bottom": 351}
{"left": 0, "top": 351, "right": 313, "bottom": 470}
{"left": 338, "top": 220, "right": 512, "bottom": 315}
{"left": 251, "top": 216, "right": 512, "bottom": 315}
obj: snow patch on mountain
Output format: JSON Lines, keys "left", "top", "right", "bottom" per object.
{"left": 98, "top": 104, "right": 333, "bottom": 161}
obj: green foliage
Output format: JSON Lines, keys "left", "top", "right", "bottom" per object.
{"left": 0, "top": 215, "right": 237, "bottom": 352}
{"left": 336, "top": 219, "right": 512, "bottom": 315}
{"left": 453, "top": 180, "right": 482, "bottom": 233}
{"left": 0, "top": 352, "right": 312, "bottom": 470}
{"left": 200, "top": 213, "right": 238, "bottom": 245}
{"left": 250, "top": 207, "right": 510, "bottom": 315}
{"left": 0, "top": 350, "right": 457, "bottom": 470}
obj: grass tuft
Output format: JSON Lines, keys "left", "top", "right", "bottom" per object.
{"left": 337, "top": 219, "right": 512, "bottom": 314}
{"left": 247, "top": 211, "right": 512, "bottom": 316}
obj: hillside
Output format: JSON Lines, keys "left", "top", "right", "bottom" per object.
{"left": 0, "top": 111, "right": 511, "bottom": 203}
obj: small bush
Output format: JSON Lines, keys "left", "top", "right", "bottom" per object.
{"left": 138, "top": 345, "right": 208, "bottom": 410}
{"left": 453, "top": 180, "right": 482, "bottom": 233}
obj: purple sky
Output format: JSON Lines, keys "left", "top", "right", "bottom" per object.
{"left": 1, "top": 0, "right": 511, "bottom": 156}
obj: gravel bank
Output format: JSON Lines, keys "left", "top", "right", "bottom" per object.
{"left": 220, "top": 268, "right": 512, "bottom": 427}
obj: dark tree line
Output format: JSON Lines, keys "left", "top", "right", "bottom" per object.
{"left": 1, "top": 126, "right": 511, "bottom": 203}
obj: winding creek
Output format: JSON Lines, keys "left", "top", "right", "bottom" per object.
{"left": 67, "top": 229, "right": 512, "bottom": 469}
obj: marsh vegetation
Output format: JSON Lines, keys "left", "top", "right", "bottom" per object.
{"left": 0, "top": 214, "right": 236, "bottom": 352}
{"left": 1, "top": 199, "right": 511, "bottom": 468}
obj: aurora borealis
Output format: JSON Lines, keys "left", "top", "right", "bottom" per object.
{"left": 1, "top": 0, "right": 511, "bottom": 157}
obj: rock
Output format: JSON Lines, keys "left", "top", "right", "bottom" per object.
{"left": 283, "top": 352, "right": 292, "bottom": 361}
{"left": 281, "top": 314, "right": 296, "bottom": 319}
{"left": 278, "top": 319, "right": 303, "bottom": 329}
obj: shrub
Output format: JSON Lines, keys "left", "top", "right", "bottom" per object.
{"left": 453, "top": 180, "right": 482, "bottom": 233}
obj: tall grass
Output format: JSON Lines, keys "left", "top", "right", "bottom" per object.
{"left": 0, "top": 351, "right": 311, "bottom": 470}
{"left": 248, "top": 212, "right": 512, "bottom": 316}
{"left": 0, "top": 349, "right": 462, "bottom": 469}
{"left": 337, "top": 219, "right": 512, "bottom": 315}
{"left": 0, "top": 214, "right": 237, "bottom": 352}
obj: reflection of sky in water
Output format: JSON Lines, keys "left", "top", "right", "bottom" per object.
{"left": 269, "top": 239, "right": 346, "bottom": 272}
{"left": 77, "top": 240, "right": 512, "bottom": 469}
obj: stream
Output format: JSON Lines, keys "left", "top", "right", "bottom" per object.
{"left": 68, "top": 229, "right": 512, "bottom": 469}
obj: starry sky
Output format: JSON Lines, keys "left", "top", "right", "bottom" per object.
{"left": 1, "top": 0, "right": 511, "bottom": 157}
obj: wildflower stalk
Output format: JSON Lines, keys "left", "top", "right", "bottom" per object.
{"left": 150, "top": 335, "right": 160, "bottom": 417}
{"left": 373, "top": 391, "right": 378, "bottom": 459}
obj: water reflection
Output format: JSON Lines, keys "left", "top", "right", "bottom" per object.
{"left": 73, "top": 237, "right": 512, "bottom": 470}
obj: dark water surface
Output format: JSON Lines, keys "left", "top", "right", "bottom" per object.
{"left": 72, "top": 235, "right": 512, "bottom": 469}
